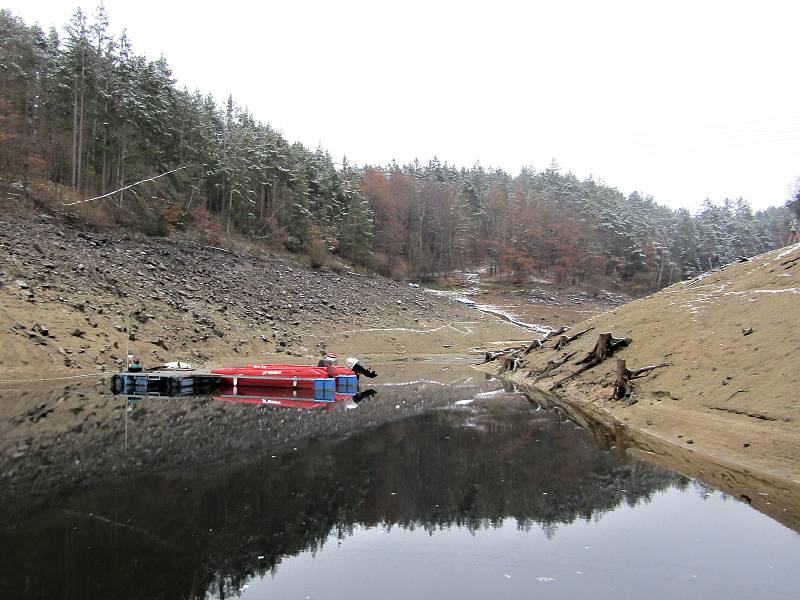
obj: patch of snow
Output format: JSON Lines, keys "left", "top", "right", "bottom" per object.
{"left": 425, "top": 287, "right": 480, "bottom": 300}
{"left": 376, "top": 379, "right": 475, "bottom": 388}
{"left": 454, "top": 399, "right": 474, "bottom": 405}
{"left": 726, "top": 287, "right": 800, "bottom": 296}
{"left": 342, "top": 322, "right": 471, "bottom": 335}
{"left": 473, "top": 303, "right": 553, "bottom": 334}
{"left": 774, "top": 243, "right": 800, "bottom": 261}
{"left": 682, "top": 271, "right": 715, "bottom": 286}
{"left": 473, "top": 389, "right": 509, "bottom": 399}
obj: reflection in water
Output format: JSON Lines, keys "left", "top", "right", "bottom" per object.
{"left": 0, "top": 372, "right": 797, "bottom": 600}
{"left": 211, "top": 386, "right": 378, "bottom": 410}
{"left": 1, "top": 387, "right": 681, "bottom": 600}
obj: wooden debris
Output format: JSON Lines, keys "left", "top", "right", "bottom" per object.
{"left": 576, "top": 332, "right": 630, "bottom": 366}
{"left": 531, "top": 350, "right": 577, "bottom": 382}
{"left": 612, "top": 358, "right": 670, "bottom": 400}
{"left": 780, "top": 255, "right": 799, "bottom": 269}
{"left": 552, "top": 327, "right": 594, "bottom": 351}
{"left": 550, "top": 332, "right": 631, "bottom": 391}
{"left": 524, "top": 325, "right": 568, "bottom": 353}
{"left": 723, "top": 389, "right": 749, "bottom": 402}
{"left": 502, "top": 355, "right": 520, "bottom": 372}
{"left": 32, "top": 323, "right": 50, "bottom": 337}
{"left": 483, "top": 349, "right": 518, "bottom": 363}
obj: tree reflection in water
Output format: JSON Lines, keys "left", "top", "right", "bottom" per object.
{"left": 0, "top": 400, "right": 683, "bottom": 600}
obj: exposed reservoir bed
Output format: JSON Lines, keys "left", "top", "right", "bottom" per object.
{"left": 1, "top": 360, "right": 797, "bottom": 599}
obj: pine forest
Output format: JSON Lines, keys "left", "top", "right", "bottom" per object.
{"left": 1, "top": 7, "right": 797, "bottom": 296}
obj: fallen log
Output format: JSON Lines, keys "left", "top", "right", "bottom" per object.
{"left": 531, "top": 350, "right": 577, "bottom": 382}
{"left": 613, "top": 358, "right": 670, "bottom": 400}
{"left": 552, "top": 327, "right": 594, "bottom": 351}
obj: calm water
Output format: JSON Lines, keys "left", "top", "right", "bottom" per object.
{"left": 1, "top": 362, "right": 797, "bottom": 599}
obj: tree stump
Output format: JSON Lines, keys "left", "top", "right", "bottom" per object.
{"left": 525, "top": 326, "right": 569, "bottom": 353}
{"left": 552, "top": 327, "right": 594, "bottom": 351}
{"left": 613, "top": 358, "right": 670, "bottom": 401}
{"left": 613, "top": 359, "right": 634, "bottom": 400}
{"left": 550, "top": 332, "right": 631, "bottom": 390}
{"left": 483, "top": 346, "right": 522, "bottom": 363}
{"left": 575, "top": 332, "right": 630, "bottom": 366}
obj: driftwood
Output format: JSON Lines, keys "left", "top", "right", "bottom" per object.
{"left": 524, "top": 326, "right": 569, "bottom": 353}
{"left": 550, "top": 332, "right": 631, "bottom": 391}
{"left": 552, "top": 327, "right": 594, "bottom": 351}
{"left": 780, "top": 255, "right": 799, "bottom": 269}
{"left": 531, "top": 350, "right": 577, "bottom": 382}
{"left": 612, "top": 358, "right": 670, "bottom": 400}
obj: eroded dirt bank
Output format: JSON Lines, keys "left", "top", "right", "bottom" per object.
{"left": 483, "top": 243, "right": 800, "bottom": 530}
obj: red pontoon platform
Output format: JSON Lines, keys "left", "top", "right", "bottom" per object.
{"left": 210, "top": 364, "right": 357, "bottom": 391}
{"left": 213, "top": 386, "right": 350, "bottom": 410}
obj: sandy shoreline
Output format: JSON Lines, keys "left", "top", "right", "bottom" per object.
{"left": 479, "top": 244, "right": 800, "bottom": 531}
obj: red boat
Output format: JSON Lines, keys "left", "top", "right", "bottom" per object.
{"left": 210, "top": 363, "right": 357, "bottom": 391}
{"left": 240, "top": 363, "right": 356, "bottom": 377}
{"left": 213, "top": 387, "right": 350, "bottom": 410}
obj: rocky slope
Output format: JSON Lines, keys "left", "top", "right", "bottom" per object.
{"left": 0, "top": 213, "right": 529, "bottom": 381}
{"left": 488, "top": 243, "right": 800, "bottom": 528}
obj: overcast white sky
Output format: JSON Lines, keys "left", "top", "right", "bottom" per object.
{"left": 6, "top": 0, "right": 800, "bottom": 211}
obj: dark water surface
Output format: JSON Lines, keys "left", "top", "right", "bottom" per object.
{"left": 1, "top": 362, "right": 797, "bottom": 599}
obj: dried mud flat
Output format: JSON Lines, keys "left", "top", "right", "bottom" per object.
{"left": 487, "top": 243, "right": 800, "bottom": 530}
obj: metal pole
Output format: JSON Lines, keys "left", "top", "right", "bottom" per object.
{"left": 125, "top": 309, "right": 130, "bottom": 368}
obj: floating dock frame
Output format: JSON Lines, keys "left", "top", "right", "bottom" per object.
{"left": 111, "top": 369, "right": 220, "bottom": 395}
{"left": 111, "top": 369, "right": 354, "bottom": 396}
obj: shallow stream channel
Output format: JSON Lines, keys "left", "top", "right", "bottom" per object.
{"left": 1, "top": 359, "right": 798, "bottom": 599}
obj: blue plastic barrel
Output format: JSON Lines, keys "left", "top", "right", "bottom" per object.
{"left": 315, "top": 388, "right": 337, "bottom": 402}
{"left": 337, "top": 375, "right": 358, "bottom": 393}
{"left": 313, "top": 378, "right": 336, "bottom": 394}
